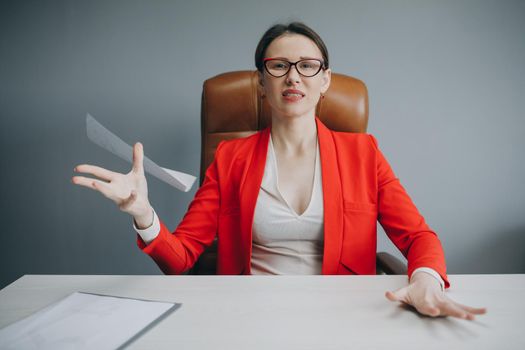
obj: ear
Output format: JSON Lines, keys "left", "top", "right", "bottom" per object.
{"left": 320, "top": 68, "right": 332, "bottom": 94}
{"left": 257, "top": 70, "right": 265, "bottom": 95}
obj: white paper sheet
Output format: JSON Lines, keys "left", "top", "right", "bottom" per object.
{"left": 86, "top": 113, "right": 197, "bottom": 192}
{"left": 0, "top": 292, "right": 180, "bottom": 350}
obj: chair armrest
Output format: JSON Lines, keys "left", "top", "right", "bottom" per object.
{"left": 376, "top": 252, "right": 407, "bottom": 275}
{"left": 190, "top": 240, "right": 218, "bottom": 275}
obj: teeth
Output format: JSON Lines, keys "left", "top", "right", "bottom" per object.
{"left": 283, "top": 93, "right": 302, "bottom": 97}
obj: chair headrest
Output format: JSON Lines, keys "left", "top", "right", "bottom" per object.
{"left": 200, "top": 70, "right": 369, "bottom": 181}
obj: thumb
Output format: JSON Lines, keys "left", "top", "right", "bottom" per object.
{"left": 385, "top": 287, "right": 409, "bottom": 303}
{"left": 119, "top": 190, "right": 137, "bottom": 211}
{"left": 132, "top": 142, "right": 145, "bottom": 175}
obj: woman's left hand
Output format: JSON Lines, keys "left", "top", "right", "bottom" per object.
{"left": 385, "top": 272, "right": 487, "bottom": 320}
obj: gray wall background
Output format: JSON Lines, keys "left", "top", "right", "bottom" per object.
{"left": 1, "top": 0, "right": 524, "bottom": 289}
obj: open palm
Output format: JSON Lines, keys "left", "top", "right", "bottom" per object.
{"left": 72, "top": 142, "right": 152, "bottom": 219}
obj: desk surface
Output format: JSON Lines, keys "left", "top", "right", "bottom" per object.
{"left": 0, "top": 274, "right": 523, "bottom": 349}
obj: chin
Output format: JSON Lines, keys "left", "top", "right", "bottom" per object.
{"left": 267, "top": 98, "right": 317, "bottom": 120}
{"left": 277, "top": 106, "right": 316, "bottom": 119}
{"left": 273, "top": 113, "right": 315, "bottom": 122}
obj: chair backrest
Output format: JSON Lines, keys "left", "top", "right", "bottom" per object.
{"left": 200, "top": 70, "right": 369, "bottom": 183}
{"left": 192, "top": 70, "right": 369, "bottom": 274}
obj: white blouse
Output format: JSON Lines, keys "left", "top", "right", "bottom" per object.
{"left": 251, "top": 136, "right": 324, "bottom": 275}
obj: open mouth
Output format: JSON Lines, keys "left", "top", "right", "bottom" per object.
{"left": 282, "top": 89, "right": 305, "bottom": 101}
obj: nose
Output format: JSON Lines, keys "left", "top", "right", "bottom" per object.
{"left": 285, "top": 64, "right": 301, "bottom": 84}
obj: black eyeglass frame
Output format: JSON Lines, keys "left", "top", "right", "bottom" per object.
{"left": 263, "top": 58, "right": 327, "bottom": 78}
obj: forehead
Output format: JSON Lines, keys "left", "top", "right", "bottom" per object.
{"left": 265, "top": 34, "right": 322, "bottom": 59}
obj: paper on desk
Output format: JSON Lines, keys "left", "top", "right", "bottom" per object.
{"left": 0, "top": 292, "right": 181, "bottom": 350}
{"left": 86, "top": 113, "right": 196, "bottom": 192}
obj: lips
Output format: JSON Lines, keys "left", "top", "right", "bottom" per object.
{"left": 282, "top": 89, "right": 305, "bottom": 102}
{"left": 282, "top": 89, "right": 305, "bottom": 97}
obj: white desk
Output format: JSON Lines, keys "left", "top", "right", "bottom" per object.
{"left": 0, "top": 274, "right": 523, "bottom": 349}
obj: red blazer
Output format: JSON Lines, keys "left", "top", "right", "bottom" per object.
{"left": 138, "top": 118, "right": 449, "bottom": 287}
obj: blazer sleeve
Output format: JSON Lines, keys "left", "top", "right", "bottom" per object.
{"left": 370, "top": 135, "right": 450, "bottom": 288}
{"left": 136, "top": 142, "right": 224, "bottom": 274}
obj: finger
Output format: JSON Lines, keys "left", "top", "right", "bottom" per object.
{"left": 452, "top": 301, "right": 487, "bottom": 315}
{"left": 72, "top": 175, "right": 122, "bottom": 205}
{"left": 437, "top": 300, "right": 472, "bottom": 320}
{"left": 424, "top": 306, "right": 440, "bottom": 317}
{"left": 71, "top": 176, "right": 107, "bottom": 190}
{"left": 414, "top": 303, "right": 440, "bottom": 317}
{"left": 119, "top": 190, "right": 137, "bottom": 211}
{"left": 132, "top": 142, "right": 145, "bottom": 175}
{"left": 91, "top": 180, "right": 117, "bottom": 201}
{"left": 74, "top": 164, "right": 115, "bottom": 182}
{"left": 385, "top": 288, "right": 408, "bottom": 303}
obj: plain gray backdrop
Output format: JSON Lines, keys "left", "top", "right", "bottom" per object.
{"left": 1, "top": 0, "right": 524, "bottom": 289}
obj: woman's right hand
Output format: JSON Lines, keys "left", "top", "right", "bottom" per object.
{"left": 72, "top": 142, "right": 154, "bottom": 228}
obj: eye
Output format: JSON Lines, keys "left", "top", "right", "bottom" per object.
{"left": 299, "top": 60, "right": 320, "bottom": 70}
{"left": 269, "top": 61, "right": 289, "bottom": 70}
{"left": 300, "top": 62, "right": 313, "bottom": 69}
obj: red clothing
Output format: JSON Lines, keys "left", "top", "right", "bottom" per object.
{"left": 138, "top": 118, "right": 449, "bottom": 287}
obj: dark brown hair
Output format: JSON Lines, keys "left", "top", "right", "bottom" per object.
{"left": 254, "top": 22, "right": 329, "bottom": 72}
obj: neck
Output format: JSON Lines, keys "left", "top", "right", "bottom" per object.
{"left": 270, "top": 115, "right": 317, "bottom": 155}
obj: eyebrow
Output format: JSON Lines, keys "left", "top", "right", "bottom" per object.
{"left": 266, "top": 56, "right": 322, "bottom": 60}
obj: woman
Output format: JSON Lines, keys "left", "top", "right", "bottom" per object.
{"left": 72, "top": 22, "right": 486, "bottom": 320}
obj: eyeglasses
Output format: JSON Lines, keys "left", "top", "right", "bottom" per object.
{"left": 263, "top": 58, "right": 326, "bottom": 78}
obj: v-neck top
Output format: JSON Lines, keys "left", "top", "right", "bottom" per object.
{"left": 251, "top": 136, "right": 324, "bottom": 275}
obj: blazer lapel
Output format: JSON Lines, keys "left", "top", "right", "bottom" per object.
{"left": 316, "top": 118, "right": 344, "bottom": 274}
{"left": 238, "top": 127, "right": 270, "bottom": 274}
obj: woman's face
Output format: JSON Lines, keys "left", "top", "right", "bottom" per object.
{"left": 259, "top": 33, "right": 331, "bottom": 121}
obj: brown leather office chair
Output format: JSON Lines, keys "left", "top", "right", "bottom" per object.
{"left": 192, "top": 70, "right": 407, "bottom": 275}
